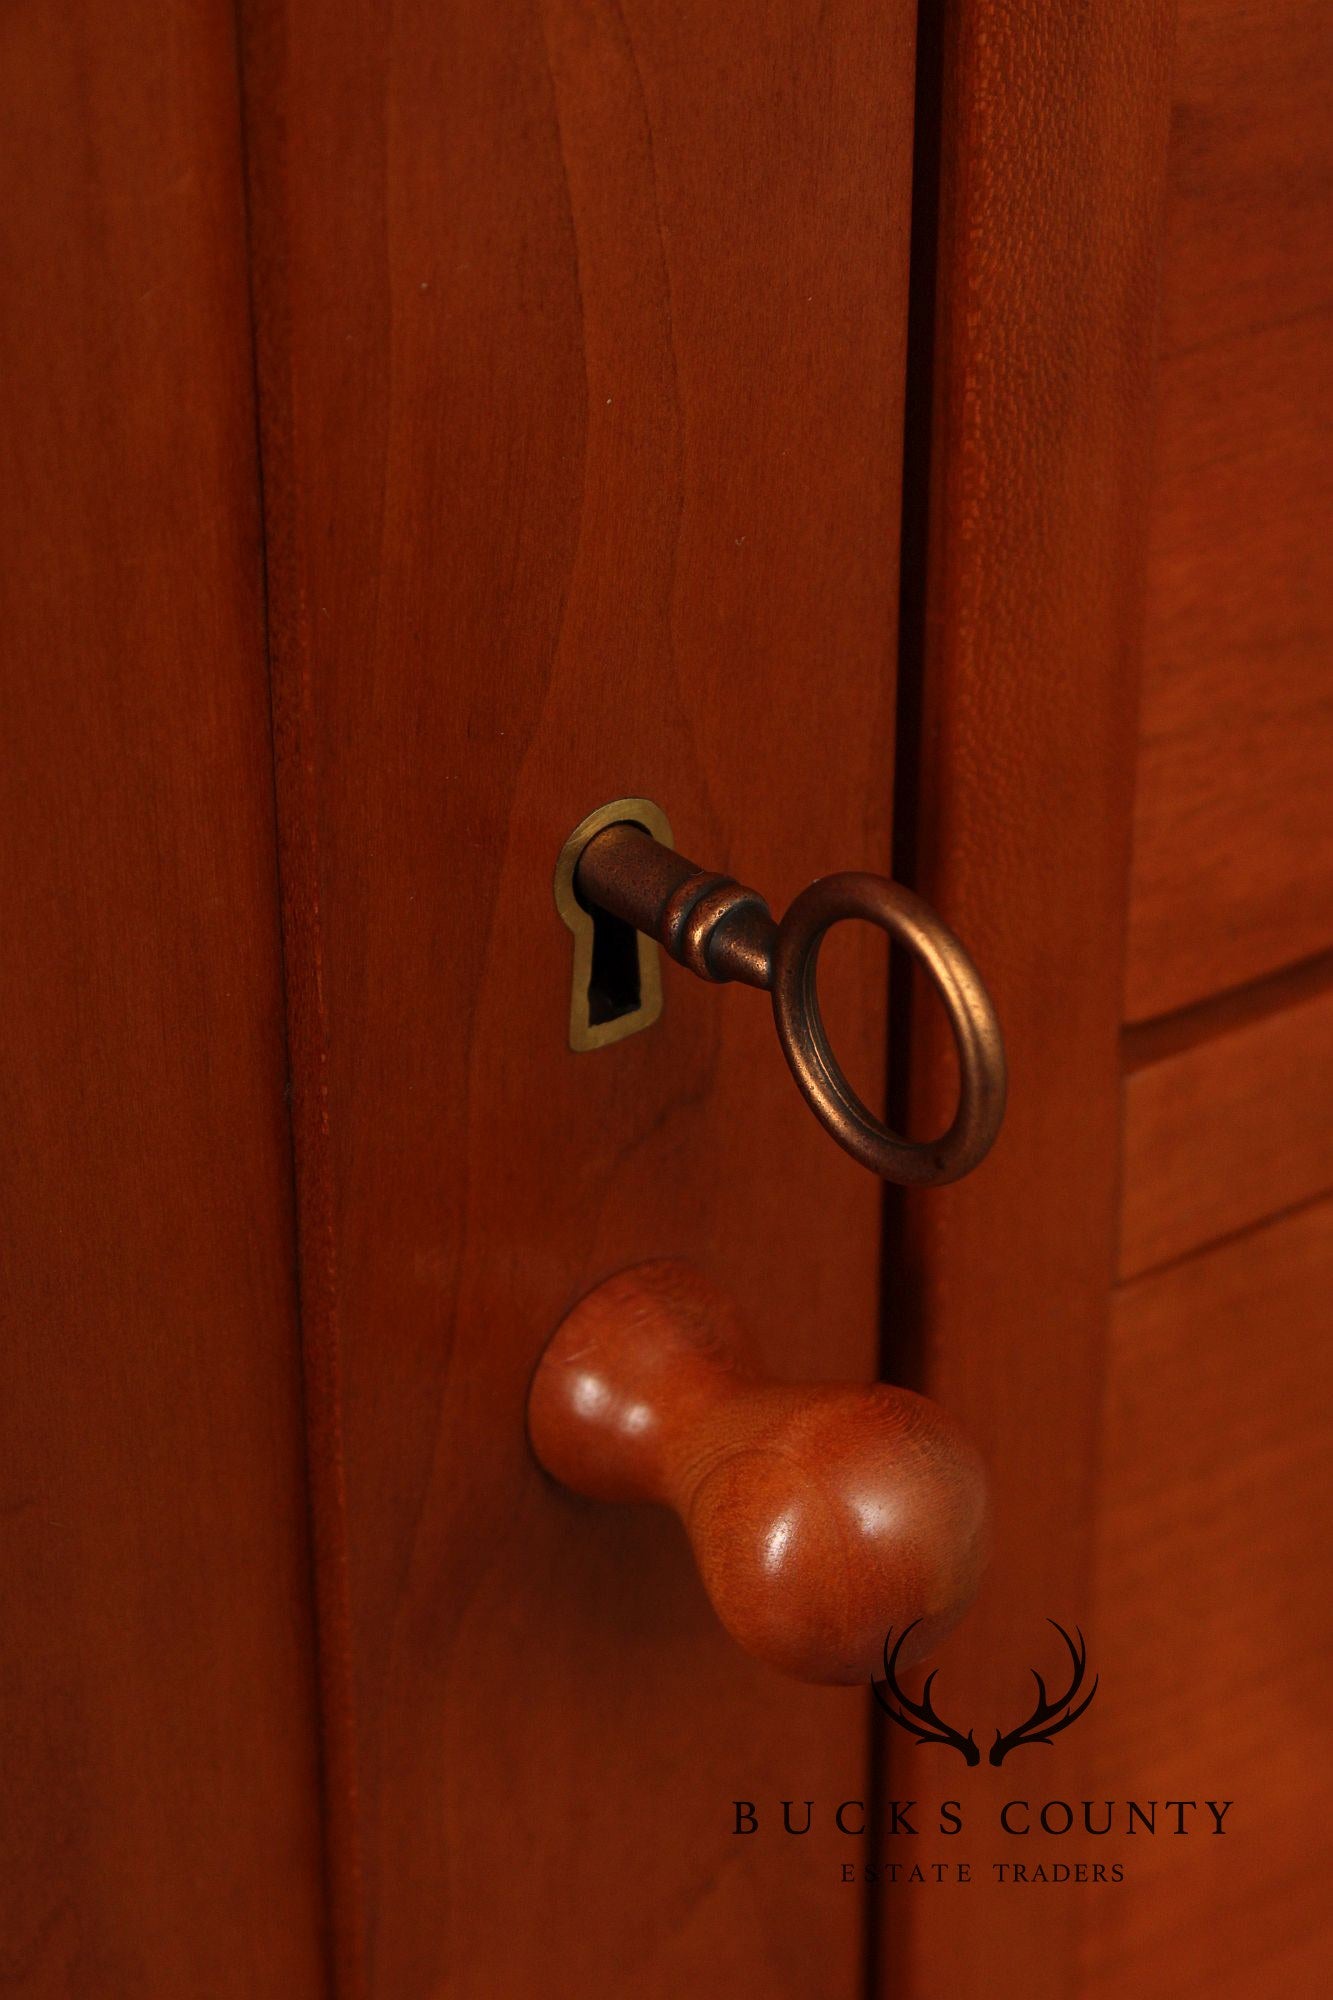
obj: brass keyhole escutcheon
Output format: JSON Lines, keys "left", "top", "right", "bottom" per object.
{"left": 553, "top": 797, "right": 674, "bottom": 1053}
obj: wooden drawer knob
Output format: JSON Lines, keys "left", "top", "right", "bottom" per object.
{"left": 527, "top": 1261, "right": 988, "bottom": 1683}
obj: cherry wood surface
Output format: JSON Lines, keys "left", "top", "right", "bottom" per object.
{"left": 881, "top": 4, "right": 1178, "bottom": 1995}
{"left": 1082, "top": 1199, "right": 1333, "bottom": 1997}
{"left": 1120, "top": 955, "right": 1333, "bottom": 1279}
{"left": 1124, "top": 0, "right": 1333, "bottom": 1020}
{"left": 529, "top": 1262, "right": 988, "bottom": 1683}
{"left": 1156, "top": 0, "right": 1332, "bottom": 356}
{"left": 6, "top": 4, "right": 1326, "bottom": 1995}
{"left": 239, "top": 2, "right": 918, "bottom": 1991}
{"left": 0, "top": 3, "right": 328, "bottom": 1991}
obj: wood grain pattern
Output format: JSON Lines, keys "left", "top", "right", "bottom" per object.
{"left": 1120, "top": 955, "right": 1333, "bottom": 1278}
{"left": 1126, "top": 315, "right": 1333, "bottom": 1018}
{"left": 882, "top": 3, "right": 1178, "bottom": 1995}
{"left": 0, "top": 3, "right": 328, "bottom": 1991}
{"left": 1081, "top": 1199, "right": 1333, "bottom": 1997}
{"left": 1159, "top": 0, "right": 1333, "bottom": 356}
{"left": 239, "top": 1, "right": 917, "bottom": 1991}
{"left": 1124, "top": 0, "right": 1333, "bottom": 1019}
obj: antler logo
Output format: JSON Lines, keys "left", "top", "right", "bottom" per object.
{"left": 872, "top": 1619, "right": 1098, "bottom": 1767}
{"left": 872, "top": 1624, "right": 980, "bottom": 1765}
{"left": 988, "top": 1621, "right": 1098, "bottom": 1766}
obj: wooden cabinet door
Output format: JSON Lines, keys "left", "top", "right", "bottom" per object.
{"left": 5, "top": 2, "right": 1328, "bottom": 1996}
{"left": 887, "top": 4, "right": 1332, "bottom": 1997}
{"left": 237, "top": 2, "right": 918, "bottom": 1993}
{"left": 0, "top": 4, "right": 327, "bottom": 1991}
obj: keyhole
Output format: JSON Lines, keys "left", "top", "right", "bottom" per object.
{"left": 554, "top": 796, "right": 671, "bottom": 1053}
{"left": 586, "top": 905, "right": 642, "bottom": 1027}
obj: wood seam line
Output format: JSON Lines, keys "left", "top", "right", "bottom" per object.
{"left": 1114, "top": 1186, "right": 1333, "bottom": 1295}
{"left": 1121, "top": 947, "right": 1333, "bottom": 1072}
{"left": 232, "top": 4, "right": 368, "bottom": 1994}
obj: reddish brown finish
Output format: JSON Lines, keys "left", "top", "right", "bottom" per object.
{"left": 1126, "top": 311, "right": 1333, "bottom": 1019}
{"left": 883, "top": 2, "right": 1178, "bottom": 1995}
{"left": 1158, "top": 0, "right": 1332, "bottom": 354}
{"left": 1124, "top": 0, "right": 1333, "bottom": 1018}
{"left": 1, "top": 2, "right": 1324, "bottom": 1995}
{"left": 0, "top": 2, "right": 327, "bottom": 1991}
{"left": 1083, "top": 1199, "right": 1333, "bottom": 1996}
{"left": 888, "top": 0, "right": 1332, "bottom": 1990}
{"left": 238, "top": 1, "right": 918, "bottom": 1991}
{"left": 529, "top": 1263, "right": 988, "bottom": 1683}
{"left": 1120, "top": 954, "right": 1333, "bottom": 1278}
